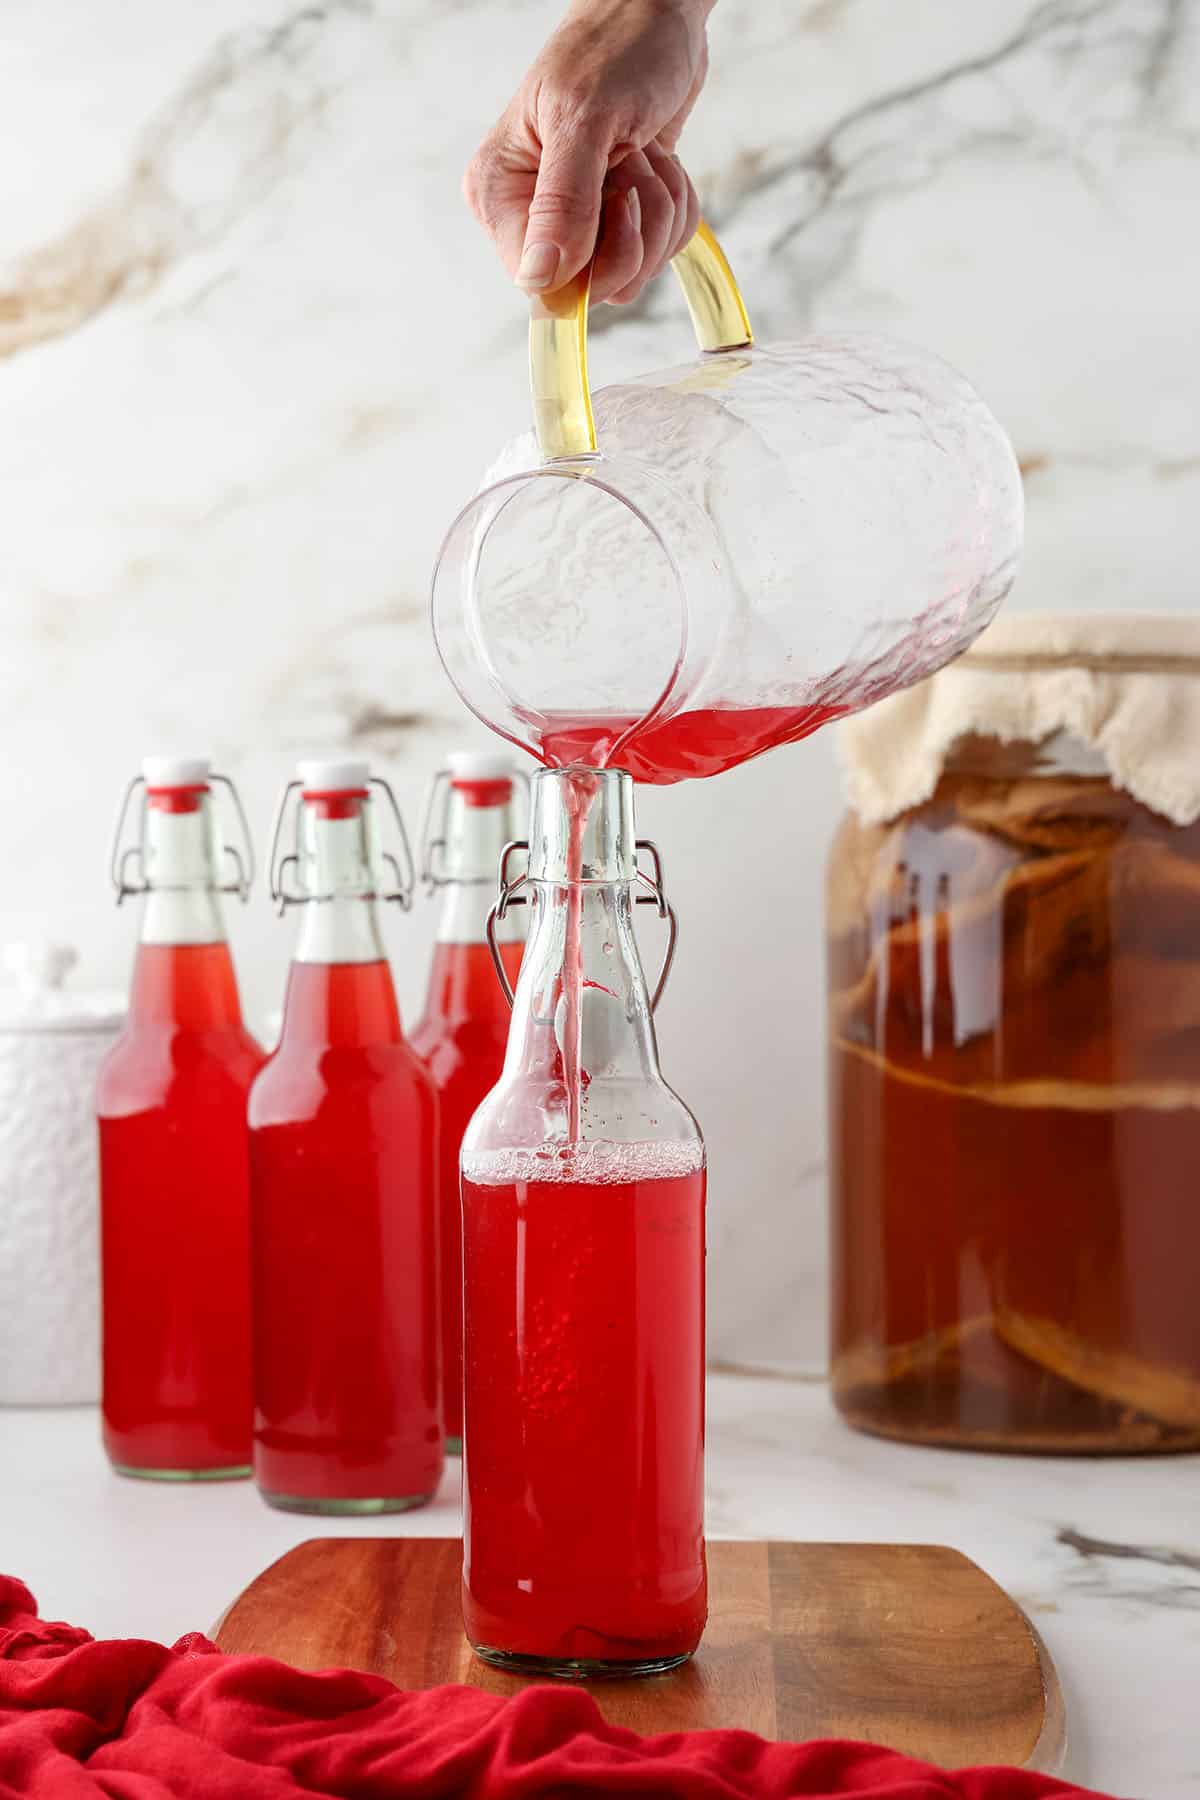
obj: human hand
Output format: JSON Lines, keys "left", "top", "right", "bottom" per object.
{"left": 464, "top": 0, "right": 713, "bottom": 305}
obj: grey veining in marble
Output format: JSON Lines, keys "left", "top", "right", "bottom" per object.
{"left": 0, "top": 0, "right": 1197, "bottom": 1371}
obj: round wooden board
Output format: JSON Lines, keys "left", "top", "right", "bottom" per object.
{"left": 215, "top": 1538, "right": 1065, "bottom": 1773}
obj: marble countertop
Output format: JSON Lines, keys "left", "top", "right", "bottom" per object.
{"left": 4, "top": 1373, "right": 1195, "bottom": 1798}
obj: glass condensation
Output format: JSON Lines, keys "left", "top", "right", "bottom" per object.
{"left": 828, "top": 732, "right": 1200, "bottom": 1452}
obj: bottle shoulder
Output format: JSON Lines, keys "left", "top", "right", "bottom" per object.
{"left": 411, "top": 1012, "right": 511, "bottom": 1077}
{"left": 248, "top": 1036, "right": 435, "bottom": 1127}
{"left": 464, "top": 1072, "right": 702, "bottom": 1159}
{"left": 96, "top": 1021, "right": 264, "bottom": 1114}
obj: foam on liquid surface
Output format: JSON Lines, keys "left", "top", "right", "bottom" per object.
{"left": 462, "top": 1138, "right": 705, "bottom": 1187}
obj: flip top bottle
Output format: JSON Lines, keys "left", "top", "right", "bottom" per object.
{"left": 460, "top": 766, "right": 706, "bottom": 1677}
{"left": 249, "top": 758, "right": 442, "bottom": 1513}
{"left": 97, "top": 755, "right": 264, "bottom": 1479}
{"left": 411, "top": 750, "right": 527, "bottom": 1452}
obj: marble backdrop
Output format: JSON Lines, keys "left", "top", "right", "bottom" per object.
{"left": 1, "top": 0, "right": 1196, "bottom": 1370}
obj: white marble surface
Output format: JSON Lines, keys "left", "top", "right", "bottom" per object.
{"left": 1, "top": 0, "right": 1198, "bottom": 1370}
{"left": 3, "top": 1375, "right": 1197, "bottom": 1798}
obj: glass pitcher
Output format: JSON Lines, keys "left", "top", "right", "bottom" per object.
{"left": 432, "top": 224, "right": 1024, "bottom": 784}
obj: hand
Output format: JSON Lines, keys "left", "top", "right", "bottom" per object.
{"left": 465, "top": 0, "right": 713, "bottom": 306}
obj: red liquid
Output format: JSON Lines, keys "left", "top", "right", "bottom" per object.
{"left": 248, "top": 960, "right": 443, "bottom": 1505}
{"left": 462, "top": 1148, "right": 707, "bottom": 1669}
{"left": 97, "top": 942, "right": 265, "bottom": 1475}
{"left": 536, "top": 701, "right": 846, "bottom": 785}
{"left": 411, "top": 939, "right": 522, "bottom": 1446}
{"left": 560, "top": 769, "right": 599, "bottom": 1142}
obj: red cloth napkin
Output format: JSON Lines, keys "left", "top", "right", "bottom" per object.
{"left": 0, "top": 1574, "right": 1115, "bottom": 1799}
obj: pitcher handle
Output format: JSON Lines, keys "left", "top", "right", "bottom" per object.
{"left": 529, "top": 220, "right": 753, "bottom": 462}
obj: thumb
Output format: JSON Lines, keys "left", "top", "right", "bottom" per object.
{"left": 518, "top": 120, "right": 610, "bottom": 292}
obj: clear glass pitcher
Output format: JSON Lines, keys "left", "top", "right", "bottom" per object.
{"left": 432, "top": 225, "right": 1024, "bottom": 784}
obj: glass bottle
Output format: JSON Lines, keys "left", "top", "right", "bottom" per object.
{"left": 97, "top": 755, "right": 264, "bottom": 1479}
{"left": 411, "top": 751, "right": 526, "bottom": 1454}
{"left": 829, "top": 724, "right": 1200, "bottom": 1452}
{"left": 248, "top": 758, "right": 442, "bottom": 1512}
{"left": 461, "top": 766, "right": 706, "bottom": 1677}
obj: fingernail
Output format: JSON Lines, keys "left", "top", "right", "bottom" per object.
{"left": 516, "top": 242, "right": 560, "bottom": 291}
{"left": 626, "top": 188, "right": 642, "bottom": 233}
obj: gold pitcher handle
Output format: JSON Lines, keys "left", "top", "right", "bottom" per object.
{"left": 529, "top": 221, "right": 753, "bottom": 462}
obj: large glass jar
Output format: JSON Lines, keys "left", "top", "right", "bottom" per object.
{"left": 828, "top": 626, "right": 1200, "bottom": 1453}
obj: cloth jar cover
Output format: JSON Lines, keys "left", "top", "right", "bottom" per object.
{"left": 0, "top": 1575, "right": 1115, "bottom": 1799}
{"left": 838, "top": 612, "right": 1200, "bottom": 828}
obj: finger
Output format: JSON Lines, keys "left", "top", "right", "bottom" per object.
{"left": 518, "top": 114, "right": 611, "bottom": 292}
{"left": 608, "top": 147, "right": 696, "bottom": 305}
{"left": 635, "top": 144, "right": 690, "bottom": 286}
{"left": 653, "top": 145, "right": 701, "bottom": 266}
{"left": 600, "top": 152, "right": 674, "bottom": 305}
{"left": 588, "top": 186, "right": 645, "bottom": 306}
{"left": 676, "top": 158, "right": 701, "bottom": 257}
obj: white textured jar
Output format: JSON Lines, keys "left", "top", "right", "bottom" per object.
{"left": 0, "top": 944, "right": 124, "bottom": 1404}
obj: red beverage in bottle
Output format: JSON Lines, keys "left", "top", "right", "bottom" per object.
{"left": 97, "top": 758, "right": 264, "bottom": 1479}
{"left": 411, "top": 752, "right": 525, "bottom": 1450}
{"left": 461, "top": 768, "right": 706, "bottom": 1676}
{"left": 248, "top": 761, "right": 442, "bottom": 1513}
{"left": 462, "top": 1148, "right": 706, "bottom": 1668}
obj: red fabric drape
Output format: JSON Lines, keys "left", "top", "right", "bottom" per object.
{"left": 0, "top": 1575, "right": 1115, "bottom": 1798}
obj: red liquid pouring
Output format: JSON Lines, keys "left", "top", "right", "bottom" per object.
{"left": 536, "top": 701, "right": 847, "bottom": 785}
{"left": 559, "top": 768, "right": 600, "bottom": 1142}
{"left": 97, "top": 942, "right": 264, "bottom": 1476}
{"left": 411, "top": 939, "right": 521, "bottom": 1447}
{"left": 462, "top": 1146, "right": 707, "bottom": 1669}
{"left": 248, "top": 960, "right": 442, "bottom": 1507}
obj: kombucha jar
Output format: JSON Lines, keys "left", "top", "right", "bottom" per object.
{"left": 828, "top": 615, "right": 1200, "bottom": 1453}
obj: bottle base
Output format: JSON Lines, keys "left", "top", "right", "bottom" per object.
{"left": 258, "top": 1490, "right": 435, "bottom": 1516}
{"left": 110, "top": 1461, "right": 252, "bottom": 1482}
{"left": 470, "top": 1643, "right": 696, "bottom": 1681}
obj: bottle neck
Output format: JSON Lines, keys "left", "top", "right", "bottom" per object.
{"left": 291, "top": 803, "right": 388, "bottom": 966}
{"left": 128, "top": 941, "right": 244, "bottom": 1029}
{"left": 432, "top": 786, "right": 524, "bottom": 947}
{"left": 138, "top": 799, "right": 228, "bottom": 947}
{"left": 502, "top": 879, "right": 660, "bottom": 1087}
{"left": 279, "top": 959, "right": 402, "bottom": 1046}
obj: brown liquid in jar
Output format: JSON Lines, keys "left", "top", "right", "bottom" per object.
{"left": 828, "top": 742, "right": 1200, "bottom": 1452}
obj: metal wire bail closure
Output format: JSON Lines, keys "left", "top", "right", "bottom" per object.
{"left": 108, "top": 771, "right": 256, "bottom": 905}
{"left": 267, "top": 776, "right": 416, "bottom": 915}
{"left": 485, "top": 836, "right": 678, "bottom": 1012}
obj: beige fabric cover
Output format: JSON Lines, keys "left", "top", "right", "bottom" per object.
{"left": 839, "top": 612, "right": 1200, "bottom": 827}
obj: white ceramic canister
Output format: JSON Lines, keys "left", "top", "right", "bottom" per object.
{"left": 0, "top": 943, "right": 124, "bottom": 1404}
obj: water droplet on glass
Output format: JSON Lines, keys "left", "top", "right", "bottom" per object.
{"left": 602, "top": 940, "right": 614, "bottom": 955}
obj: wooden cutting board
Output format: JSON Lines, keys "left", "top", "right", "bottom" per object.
{"left": 215, "top": 1538, "right": 1064, "bottom": 1772}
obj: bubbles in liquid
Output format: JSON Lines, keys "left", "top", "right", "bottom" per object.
{"left": 463, "top": 1138, "right": 705, "bottom": 1186}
